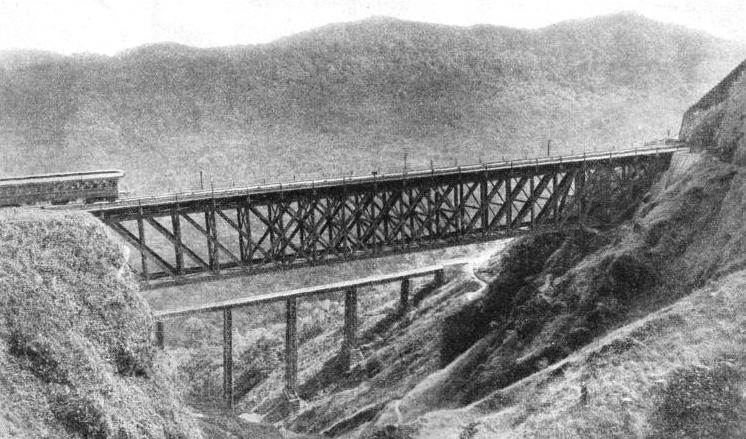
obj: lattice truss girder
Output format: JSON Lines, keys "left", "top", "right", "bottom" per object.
{"left": 96, "top": 156, "right": 669, "bottom": 282}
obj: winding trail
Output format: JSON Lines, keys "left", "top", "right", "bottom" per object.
{"left": 450, "top": 239, "right": 511, "bottom": 303}
{"left": 387, "top": 239, "right": 513, "bottom": 426}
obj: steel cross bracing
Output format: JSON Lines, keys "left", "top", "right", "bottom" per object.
{"left": 89, "top": 147, "right": 681, "bottom": 287}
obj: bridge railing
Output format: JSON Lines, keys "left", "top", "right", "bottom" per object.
{"left": 154, "top": 262, "right": 457, "bottom": 408}
{"left": 99, "top": 144, "right": 685, "bottom": 210}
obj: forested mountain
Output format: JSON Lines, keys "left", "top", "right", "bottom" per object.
{"left": 0, "top": 12, "right": 742, "bottom": 192}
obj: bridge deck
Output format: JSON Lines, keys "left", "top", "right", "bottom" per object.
{"left": 154, "top": 261, "right": 457, "bottom": 318}
{"left": 90, "top": 145, "right": 684, "bottom": 211}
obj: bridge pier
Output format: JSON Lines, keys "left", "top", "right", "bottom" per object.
{"left": 154, "top": 321, "right": 164, "bottom": 349}
{"left": 223, "top": 308, "right": 234, "bottom": 408}
{"left": 285, "top": 298, "right": 298, "bottom": 396}
{"left": 340, "top": 288, "right": 358, "bottom": 371}
{"left": 434, "top": 268, "right": 445, "bottom": 286}
{"left": 399, "top": 278, "right": 410, "bottom": 316}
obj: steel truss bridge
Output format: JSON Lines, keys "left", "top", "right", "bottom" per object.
{"left": 87, "top": 145, "right": 684, "bottom": 288}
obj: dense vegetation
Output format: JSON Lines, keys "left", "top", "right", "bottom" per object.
{"left": 0, "top": 210, "right": 202, "bottom": 438}
{"left": 0, "top": 12, "right": 742, "bottom": 193}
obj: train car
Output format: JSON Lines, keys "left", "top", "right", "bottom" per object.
{"left": 0, "top": 170, "right": 125, "bottom": 207}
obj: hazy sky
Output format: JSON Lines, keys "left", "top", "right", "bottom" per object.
{"left": 2, "top": 0, "right": 746, "bottom": 55}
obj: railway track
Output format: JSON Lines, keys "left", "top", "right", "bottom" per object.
{"left": 85, "top": 143, "right": 686, "bottom": 212}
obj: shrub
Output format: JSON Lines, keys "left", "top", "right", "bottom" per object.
{"left": 647, "top": 363, "right": 744, "bottom": 439}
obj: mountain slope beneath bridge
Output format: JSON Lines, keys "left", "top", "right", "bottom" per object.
{"left": 0, "top": 12, "right": 743, "bottom": 192}
{"left": 232, "top": 59, "right": 746, "bottom": 437}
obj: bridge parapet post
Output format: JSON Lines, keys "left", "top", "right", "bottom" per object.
{"left": 341, "top": 288, "right": 358, "bottom": 371}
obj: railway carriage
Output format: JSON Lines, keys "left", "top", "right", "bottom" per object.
{"left": 0, "top": 170, "right": 124, "bottom": 207}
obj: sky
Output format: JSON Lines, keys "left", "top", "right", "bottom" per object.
{"left": 1, "top": 0, "right": 746, "bottom": 55}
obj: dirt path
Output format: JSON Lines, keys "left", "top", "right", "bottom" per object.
{"left": 448, "top": 238, "right": 511, "bottom": 303}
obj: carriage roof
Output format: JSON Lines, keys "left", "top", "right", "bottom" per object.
{"left": 0, "top": 170, "right": 125, "bottom": 186}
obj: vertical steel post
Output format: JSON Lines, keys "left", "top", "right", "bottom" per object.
{"left": 245, "top": 199, "right": 254, "bottom": 269}
{"left": 329, "top": 198, "right": 337, "bottom": 252}
{"left": 285, "top": 298, "right": 298, "bottom": 395}
{"left": 355, "top": 194, "right": 362, "bottom": 246}
{"left": 223, "top": 308, "right": 233, "bottom": 408}
{"left": 399, "top": 278, "right": 411, "bottom": 316}
{"left": 310, "top": 198, "right": 318, "bottom": 262}
{"left": 505, "top": 177, "right": 513, "bottom": 230}
{"left": 268, "top": 204, "right": 277, "bottom": 263}
{"left": 171, "top": 208, "right": 184, "bottom": 274}
{"left": 408, "top": 187, "right": 415, "bottom": 244}
{"left": 480, "top": 172, "right": 489, "bottom": 232}
{"left": 298, "top": 199, "right": 307, "bottom": 258}
{"left": 341, "top": 288, "right": 358, "bottom": 370}
{"left": 237, "top": 207, "right": 247, "bottom": 263}
{"left": 382, "top": 192, "right": 390, "bottom": 244}
{"left": 137, "top": 207, "right": 149, "bottom": 281}
{"left": 457, "top": 177, "right": 465, "bottom": 234}
{"left": 205, "top": 204, "right": 219, "bottom": 272}
{"left": 529, "top": 176, "right": 535, "bottom": 229}
{"left": 553, "top": 173, "right": 559, "bottom": 224}
{"left": 434, "top": 187, "right": 442, "bottom": 237}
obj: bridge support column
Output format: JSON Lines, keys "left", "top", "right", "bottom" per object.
{"left": 223, "top": 308, "right": 233, "bottom": 408}
{"left": 434, "top": 268, "right": 445, "bottom": 286}
{"left": 154, "top": 321, "right": 164, "bottom": 349}
{"left": 341, "top": 288, "right": 358, "bottom": 370}
{"left": 285, "top": 298, "right": 298, "bottom": 395}
{"left": 399, "top": 278, "right": 411, "bottom": 316}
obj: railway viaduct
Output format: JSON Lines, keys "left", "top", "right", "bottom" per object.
{"left": 86, "top": 145, "right": 684, "bottom": 288}
{"left": 82, "top": 144, "right": 685, "bottom": 407}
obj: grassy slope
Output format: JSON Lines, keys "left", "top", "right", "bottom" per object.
{"left": 402, "top": 270, "right": 746, "bottom": 438}
{"left": 0, "top": 209, "right": 201, "bottom": 438}
{"left": 0, "top": 13, "right": 742, "bottom": 193}
{"left": 0, "top": 208, "right": 295, "bottom": 438}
